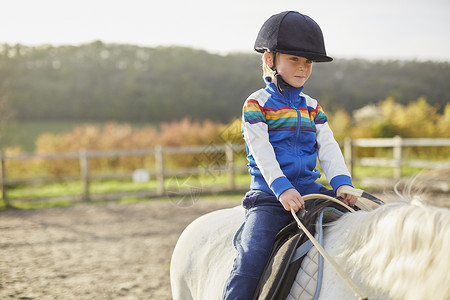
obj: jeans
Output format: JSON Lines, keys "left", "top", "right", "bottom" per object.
{"left": 222, "top": 187, "right": 334, "bottom": 300}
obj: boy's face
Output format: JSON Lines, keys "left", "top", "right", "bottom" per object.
{"left": 266, "top": 53, "right": 313, "bottom": 88}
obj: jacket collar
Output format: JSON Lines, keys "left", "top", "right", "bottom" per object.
{"left": 264, "top": 77, "right": 304, "bottom": 105}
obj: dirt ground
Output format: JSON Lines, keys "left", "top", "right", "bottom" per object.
{"left": 0, "top": 197, "right": 240, "bottom": 300}
{"left": 0, "top": 191, "right": 448, "bottom": 300}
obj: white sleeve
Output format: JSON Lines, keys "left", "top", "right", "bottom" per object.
{"left": 316, "top": 122, "right": 351, "bottom": 181}
{"left": 242, "top": 114, "right": 286, "bottom": 187}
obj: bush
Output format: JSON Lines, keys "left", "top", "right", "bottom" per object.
{"left": 30, "top": 119, "right": 228, "bottom": 177}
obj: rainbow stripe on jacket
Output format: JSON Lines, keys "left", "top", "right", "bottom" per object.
{"left": 243, "top": 99, "right": 327, "bottom": 132}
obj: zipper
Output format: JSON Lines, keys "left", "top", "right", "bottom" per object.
{"left": 291, "top": 98, "right": 302, "bottom": 184}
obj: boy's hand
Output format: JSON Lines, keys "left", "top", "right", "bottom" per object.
{"left": 337, "top": 185, "right": 358, "bottom": 206}
{"left": 279, "top": 188, "right": 305, "bottom": 212}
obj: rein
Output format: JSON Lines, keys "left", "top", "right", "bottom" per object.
{"left": 290, "top": 188, "right": 382, "bottom": 300}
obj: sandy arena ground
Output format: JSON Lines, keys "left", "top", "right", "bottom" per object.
{"left": 0, "top": 197, "right": 240, "bottom": 300}
{"left": 0, "top": 192, "right": 448, "bottom": 300}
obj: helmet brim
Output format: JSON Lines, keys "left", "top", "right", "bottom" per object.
{"left": 275, "top": 49, "right": 333, "bottom": 62}
{"left": 254, "top": 47, "right": 333, "bottom": 62}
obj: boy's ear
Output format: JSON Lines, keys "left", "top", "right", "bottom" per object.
{"left": 264, "top": 52, "right": 274, "bottom": 68}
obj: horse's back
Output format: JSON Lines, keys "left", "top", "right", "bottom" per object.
{"left": 170, "top": 205, "right": 245, "bottom": 300}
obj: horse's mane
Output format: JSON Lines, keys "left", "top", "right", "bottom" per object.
{"left": 326, "top": 198, "right": 450, "bottom": 300}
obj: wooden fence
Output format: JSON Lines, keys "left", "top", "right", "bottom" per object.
{"left": 0, "top": 144, "right": 248, "bottom": 207}
{"left": 344, "top": 136, "right": 450, "bottom": 179}
{"left": 1, "top": 137, "right": 449, "bottom": 207}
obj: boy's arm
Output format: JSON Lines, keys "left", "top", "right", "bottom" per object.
{"left": 313, "top": 106, "right": 353, "bottom": 193}
{"left": 242, "top": 98, "right": 294, "bottom": 198}
{"left": 316, "top": 118, "right": 357, "bottom": 205}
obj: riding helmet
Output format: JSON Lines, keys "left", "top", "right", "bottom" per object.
{"left": 254, "top": 11, "right": 333, "bottom": 62}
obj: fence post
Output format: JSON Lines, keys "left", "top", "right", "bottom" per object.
{"left": 344, "top": 138, "right": 354, "bottom": 178}
{"left": 393, "top": 136, "right": 403, "bottom": 180}
{"left": 80, "top": 149, "right": 90, "bottom": 202}
{"left": 155, "top": 145, "right": 165, "bottom": 196}
{"left": 0, "top": 152, "right": 10, "bottom": 207}
{"left": 225, "top": 144, "right": 235, "bottom": 190}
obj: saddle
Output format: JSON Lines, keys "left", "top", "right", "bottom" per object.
{"left": 251, "top": 200, "right": 351, "bottom": 300}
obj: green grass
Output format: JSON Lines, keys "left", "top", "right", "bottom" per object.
{"left": 1, "top": 172, "right": 251, "bottom": 208}
{"left": 0, "top": 164, "right": 435, "bottom": 211}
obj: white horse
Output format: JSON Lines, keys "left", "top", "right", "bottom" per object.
{"left": 170, "top": 196, "right": 450, "bottom": 300}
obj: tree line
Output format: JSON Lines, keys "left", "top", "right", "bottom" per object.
{"left": 0, "top": 41, "right": 449, "bottom": 124}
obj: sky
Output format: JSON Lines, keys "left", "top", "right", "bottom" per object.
{"left": 1, "top": 0, "right": 449, "bottom": 61}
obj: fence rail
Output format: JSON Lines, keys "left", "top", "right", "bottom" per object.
{"left": 344, "top": 136, "right": 450, "bottom": 180}
{"left": 1, "top": 137, "right": 449, "bottom": 207}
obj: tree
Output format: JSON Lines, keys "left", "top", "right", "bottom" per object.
{"left": 0, "top": 95, "right": 14, "bottom": 149}
{"left": 1, "top": 42, "right": 449, "bottom": 123}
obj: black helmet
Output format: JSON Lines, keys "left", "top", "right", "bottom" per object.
{"left": 254, "top": 11, "right": 332, "bottom": 62}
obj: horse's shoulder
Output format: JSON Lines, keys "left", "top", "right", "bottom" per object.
{"left": 180, "top": 205, "right": 244, "bottom": 242}
{"left": 192, "top": 205, "right": 244, "bottom": 225}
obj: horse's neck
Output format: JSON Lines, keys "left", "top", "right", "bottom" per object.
{"left": 324, "top": 202, "right": 450, "bottom": 300}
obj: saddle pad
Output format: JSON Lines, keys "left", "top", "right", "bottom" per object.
{"left": 287, "top": 241, "right": 319, "bottom": 300}
{"left": 252, "top": 202, "right": 348, "bottom": 300}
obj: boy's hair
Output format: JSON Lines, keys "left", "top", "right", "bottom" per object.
{"left": 262, "top": 52, "right": 276, "bottom": 81}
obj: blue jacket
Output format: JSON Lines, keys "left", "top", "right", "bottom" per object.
{"left": 242, "top": 78, "right": 352, "bottom": 198}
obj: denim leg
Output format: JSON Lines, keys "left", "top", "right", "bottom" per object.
{"left": 222, "top": 194, "right": 292, "bottom": 300}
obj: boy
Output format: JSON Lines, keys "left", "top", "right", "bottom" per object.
{"left": 222, "top": 11, "right": 356, "bottom": 300}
